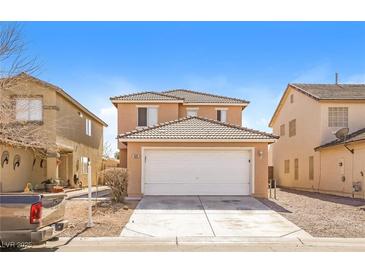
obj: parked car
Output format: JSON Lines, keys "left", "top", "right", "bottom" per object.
{"left": 0, "top": 192, "right": 68, "bottom": 248}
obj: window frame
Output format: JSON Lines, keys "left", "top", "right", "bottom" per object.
{"left": 216, "top": 109, "right": 227, "bottom": 123}
{"left": 328, "top": 107, "right": 348, "bottom": 128}
{"left": 81, "top": 156, "right": 89, "bottom": 174}
{"left": 294, "top": 158, "right": 299, "bottom": 180}
{"left": 137, "top": 106, "right": 159, "bottom": 127}
{"left": 290, "top": 94, "right": 294, "bottom": 104}
{"left": 15, "top": 96, "right": 43, "bottom": 122}
{"left": 289, "top": 119, "right": 296, "bottom": 137}
{"left": 280, "top": 124, "right": 285, "bottom": 136}
{"left": 284, "top": 159, "right": 290, "bottom": 174}
{"left": 85, "top": 118, "right": 92, "bottom": 136}
{"left": 309, "top": 156, "right": 314, "bottom": 180}
{"left": 186, "top": 108, "right": 198, "bottom": 117}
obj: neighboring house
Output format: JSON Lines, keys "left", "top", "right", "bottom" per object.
{"left": 111, "top": 89, "right": 277, "bottom": 198}
{"left": 0, "top": 73, "right": 107, "bottom": 192}
{"left": 269, "top": 83, "right": 365, "bottom": 198}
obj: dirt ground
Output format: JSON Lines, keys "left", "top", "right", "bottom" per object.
{"left": 259, "top": 188, "right": 365, "bottom": 238}
{"left": 60, "top": 199, "right": 138, "bottom": 237}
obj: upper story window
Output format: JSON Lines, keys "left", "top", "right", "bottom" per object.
{"left": 290, "top": 94, "right": 294, "bottom": 103}
{"left": 280, "top": 124, "right": 285, "bottom": 136}
{"left": 289, "top": 119, "right": 296, "bottom": 137}
{"left": 138, "top": 106, "right": 158, "bottom": 127}
{"left": 85, "top": 118, "right": 92, "bottom": 136}
{"left": 216, "top": 109, "right": 227, "bottom": 123}
{"left": 186, "top": 108, "right": 198, "bottom": 117}
{"left": 15, "top": 97, "right": 43, "bottom": 122}
{"left": 328, "top": 107, "right": 348, "bottom": 127}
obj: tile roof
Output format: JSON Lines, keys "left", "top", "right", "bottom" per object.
{"left": 110, "top": 91, "right": 183, "bottom": 101}
{"left": 110, "top": 89, "right": 249, "bottom": 104}
{"left": 290, "top": 84, "right": 365, "bottom": 100}
{"left": 163, "top": 89, "right": 249, "bottom": 104}
{"left": 315, "top": 127, "right": 365, "bottom": 150}
{"left": 118, "top": 116, "right": 277, "bottom": 141}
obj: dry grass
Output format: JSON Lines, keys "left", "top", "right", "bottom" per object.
{"left": 259, "top": 188, "right": 365, "bottom": 238}
{"left": 60, "top": 200, "right": 138, "bottom": 237}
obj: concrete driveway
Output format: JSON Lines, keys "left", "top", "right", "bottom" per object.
{"left": 120, "top": 196, "right": 311, "bottom": 238}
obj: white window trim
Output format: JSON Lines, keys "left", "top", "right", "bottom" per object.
{"left": 186, "top": 107, "right": 199, "bottom": 117}
{"left": 214, "top": 107, "right": 228, "bottom": 110}
{"left": 81, "top": 156, "right": 89, "bottom": 174}
{"left": 216, "top": 109, "right": 227, "bottom": 122}
{"left": 85, "top": 118, "right": 92, "bottom": 136}
{"left": 137, "top": 106, "right": 159, "bottom": 127}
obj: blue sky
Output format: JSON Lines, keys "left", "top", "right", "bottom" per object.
{"left": 21, "top": 22, "right": 365, "bottom": 154}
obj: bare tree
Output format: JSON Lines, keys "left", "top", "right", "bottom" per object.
{"left": 0, "top": 23, "right": 38, "bottom": 90}
{"left": 103, "top": 141, "right": 113, "bottom": 159}
{"left": 0, "top": 23, "right": 52, "bottom": 157}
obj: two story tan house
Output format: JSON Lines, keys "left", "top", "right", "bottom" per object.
{"left": 111, "top": 89, "right": 277, "bottom": 198}
{"left": 0, "top": 74, "right": 107, "bottom": 192}
{"left": 269, "top": 84, "right": 365, "bottom": 199}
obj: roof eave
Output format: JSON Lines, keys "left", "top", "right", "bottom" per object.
{"left": 182, "top": 102, "right": 249, "bottom": 106}
{"left": 118, "top": 138, "right": 278, "bottom": 143}
{"left": 110, "top": 99, "right": 184, "bottom": 104}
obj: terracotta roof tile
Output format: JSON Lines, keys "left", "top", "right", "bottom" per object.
{"left": 118, "top": 116, "right": 277, "bottom": 141}
{"left": 110, "top": 89, "right": 249, "bottom": 104}
{"left": 110, "top": 91, "right": 183, "bottom": 101}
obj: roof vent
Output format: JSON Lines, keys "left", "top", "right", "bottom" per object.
{"left": 335, "top": 72, "right": 339, "bottom": 85}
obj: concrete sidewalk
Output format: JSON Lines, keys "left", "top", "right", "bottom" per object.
{"left": 27, "top": 236, "right": 365, "bottom": 252}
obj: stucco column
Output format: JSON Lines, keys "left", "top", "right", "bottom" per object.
{"left": 46, "top": 152, "right": 59, "bottom": 180}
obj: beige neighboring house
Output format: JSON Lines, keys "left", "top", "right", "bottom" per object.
{"left": 111, "top": 89, "right": 278, "bottom": 198}
{"left": 269, "top": 83, "right": 365, "bottom": 199}
{"left": 0, "top": 74, "right": 107, "bottom": 192}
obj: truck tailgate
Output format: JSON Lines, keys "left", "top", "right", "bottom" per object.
{"left": 0, "top": 193, "right": 66, "bottom": 231}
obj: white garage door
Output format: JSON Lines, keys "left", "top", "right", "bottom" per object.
{"left": 143, "top": 148, "right": 252, "bottom": 195}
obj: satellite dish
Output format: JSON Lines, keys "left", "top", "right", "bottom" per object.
{"left": 335, "top": 128, "right": 349, "bottom": 140}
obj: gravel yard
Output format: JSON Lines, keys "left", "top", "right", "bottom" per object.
{"left": 60, "top": 199, "right": 138, "bottom": 237}
{"left": 259, "top": 188, "right": 365, "bottom": 238}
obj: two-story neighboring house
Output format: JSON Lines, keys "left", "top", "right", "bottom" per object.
{"left": 111, "top": 89, "right": 278, "bottom": 198}
{"left": 0, "top": 73, "right": 107, "bottom": 192}
{"left": 269, "top": 83, "right": 365, "bottom": 198}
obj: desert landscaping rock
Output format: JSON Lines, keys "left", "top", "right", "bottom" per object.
{"left": 258, "top": 188, "right": 365, "bottom": 238}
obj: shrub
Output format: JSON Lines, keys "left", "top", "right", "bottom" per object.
{"left": 99, "top": 168, "right": 128, "bottom": 202}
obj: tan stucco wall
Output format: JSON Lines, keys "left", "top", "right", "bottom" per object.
{"left": 1, "top": 78, "right": 104, "bottom": 190}
{"left": 271, "top": 85, "right": 365, "bottom": 197}
{"left": 0, "top": 144, "right": 47, "bottom": 192}
{"left": 117, "top": 103, "right": 179, "bottom": 142}
{"left": 271, "top": 86, "right": 322, "bottom": 190}
{"left": 178, "top": 105, "right": 243, "bottom": 126}
{"left": 126, "top": 142, "right": 269, "bottom": 198}
{"left": 319, "top": 101, "right": 365, "bottom": 143}
{"left": 55, "top": 94, "right": 104, "bottom": 186}
{"left": 318, "top": 142, "right": 365, "bottom": 199}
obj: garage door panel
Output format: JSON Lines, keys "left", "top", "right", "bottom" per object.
{"left": 143, "top": 149, "right": 251, "bottom": 195}
{"left": 144, "top": 183, "right": 250, "bottom": 195}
